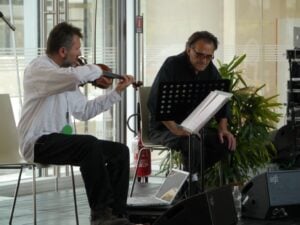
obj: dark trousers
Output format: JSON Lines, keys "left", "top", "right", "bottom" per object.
{"left": 34, "top": 133, "right": 129, "bottom": 215}
{"left": 149, "top": 128, "right": 229, "bottom": 174}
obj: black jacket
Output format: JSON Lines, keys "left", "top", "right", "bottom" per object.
{"left": 147, "top": 52, "right": 230, "bottom": 132}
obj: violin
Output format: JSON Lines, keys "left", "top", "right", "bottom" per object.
{"left": 77, "top": 56, "right": 143, "bottom": 90}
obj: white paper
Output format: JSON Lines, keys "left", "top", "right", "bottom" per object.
{"left": 180, "top": 90, "right": 233, "bottom": 134}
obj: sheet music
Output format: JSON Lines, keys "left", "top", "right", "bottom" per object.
{"left": 180, "top": 90, "right": 232, "bottom": 134}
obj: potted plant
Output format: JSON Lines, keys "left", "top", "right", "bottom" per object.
{"left": 158, "top": 54, "right": 282, "bottom": 188}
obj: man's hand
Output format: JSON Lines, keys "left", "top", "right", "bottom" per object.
{"left": 162, "top": 121, "right": 190, "bottom": 136}
{"left": 91, "top": 64, "right": 113, "bottom": 89}
{"left": 218, "top": 118, "right": 236, "bottom": 151}
{"left": 115, "top": 75, "right": 135, "bottom": 93}
{"left": 92, "top": 76, "right": 113, "bottom": 89}
{"left": 218, "top": 128, "right": 236, "bottom": 151}
{"left": 170, "top": 126, "right": 191, "bottom": 136}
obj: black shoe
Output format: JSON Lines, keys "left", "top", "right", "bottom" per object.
{"left": 91, "top": 207, "right": 114, "bottom": 221}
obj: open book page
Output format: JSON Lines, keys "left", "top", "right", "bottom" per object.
{"left": 180, "top": 90, "right": 233, "bottom": 134}
{"left": 183, "top": 91, "right": 219, "bottom": 122}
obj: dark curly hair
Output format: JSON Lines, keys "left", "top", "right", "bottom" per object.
{"left": 46, "top": 22, "right": 83, "bottom": 55}
{"left": 186, "top": 31, "right": 218, "bottom": 50}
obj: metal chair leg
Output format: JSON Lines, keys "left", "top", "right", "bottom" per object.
{"left": 169, "top": 150, "right": 173, "bottom": 170}
{"left": 130, "top": 147, "right": 147, "bottom": 197}
{"left": 9, "top": 167, "right": 23, "bottom": 225}
{"left": 32, "top": 165, "right": 37, "bottom": 225}
{"left": 71, "top": 166, "right": 79, "bottom": 225}
{"left": 54, "top": 166, "right": 59, "bottom": 192}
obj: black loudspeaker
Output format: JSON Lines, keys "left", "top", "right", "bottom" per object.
{"left": 272, "top": 125, "right": 300, "bottom": 167}
{"left": 153, "top": 185, "right": 237, "bottom": 225}
{"left": 242, "top": 170, "right": 300, "bottom": 219}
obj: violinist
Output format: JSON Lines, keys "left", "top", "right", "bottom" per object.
{"left": 18, "top": 22, "right": 142, "bottom": 225}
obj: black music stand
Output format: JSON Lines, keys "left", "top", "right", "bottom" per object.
{"left": 156, "top": 80, "right": 230, "bottom": 196}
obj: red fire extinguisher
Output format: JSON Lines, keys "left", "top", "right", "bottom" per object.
{"left": 132, "top": 131, "right": 151, "bottom": 183}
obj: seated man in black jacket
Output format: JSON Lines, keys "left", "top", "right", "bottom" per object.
{"left": 147, "top": 31, "right": 236, "bottom": 195}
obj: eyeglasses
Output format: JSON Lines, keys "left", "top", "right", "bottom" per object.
{"left": 191, "top": 48, "right": 214, "bottom": 60}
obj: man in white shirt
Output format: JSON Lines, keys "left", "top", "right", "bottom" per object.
{"left": 18, "top": 22, "right": 137, "bottom": 225}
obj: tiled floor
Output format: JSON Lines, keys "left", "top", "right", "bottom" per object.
{"left": 1, "top": 181, "right": 300, "bottom": 225}
{"left": 0, "top": 179, "right": 162, "bottom": 225}
{"left": 0, "top": 188, "right": 89, "bottom": 225}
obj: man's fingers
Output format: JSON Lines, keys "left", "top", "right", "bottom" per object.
{"left": 228, "top": 135, "right": 236, "bottom": 151}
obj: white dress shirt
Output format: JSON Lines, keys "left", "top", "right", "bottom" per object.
{"left": 18, "top": 55, "right": 121, "bottom": 162}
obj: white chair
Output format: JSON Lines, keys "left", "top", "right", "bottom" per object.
{"left": 0, "top": 94, "right": 78, "bottom": 225}
{"left": 129, "top": 87, "right": 172, "bottom": 197}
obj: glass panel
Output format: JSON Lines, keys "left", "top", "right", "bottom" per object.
{"left": 67, "top": 0, "right": 119, "bottom": 141}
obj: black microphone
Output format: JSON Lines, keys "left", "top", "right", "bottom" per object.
{"left": 0, "top": 11, "right": 16, "bottom": 31}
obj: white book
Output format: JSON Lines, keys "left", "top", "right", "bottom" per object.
{"left": 180, "top": 90, "right": 233, "bottom": 134}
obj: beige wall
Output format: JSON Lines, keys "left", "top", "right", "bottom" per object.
{"left": 235, "top": 0, "right": 300, "bottom": 126}
{"left": 141, "top": 0, "right": 224, "bottom": 85}
{"left": 140, "top": 0, "right": 300, "bottom": 128}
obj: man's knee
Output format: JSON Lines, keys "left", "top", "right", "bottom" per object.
{"left": 105, "top": 141, "right": 130, "bottom": 161}
{"left": 117, "top": 143, "right": 129, "bottom": 160}
{"left": 80, "top": 134, "right": 99, "bottom": 145}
